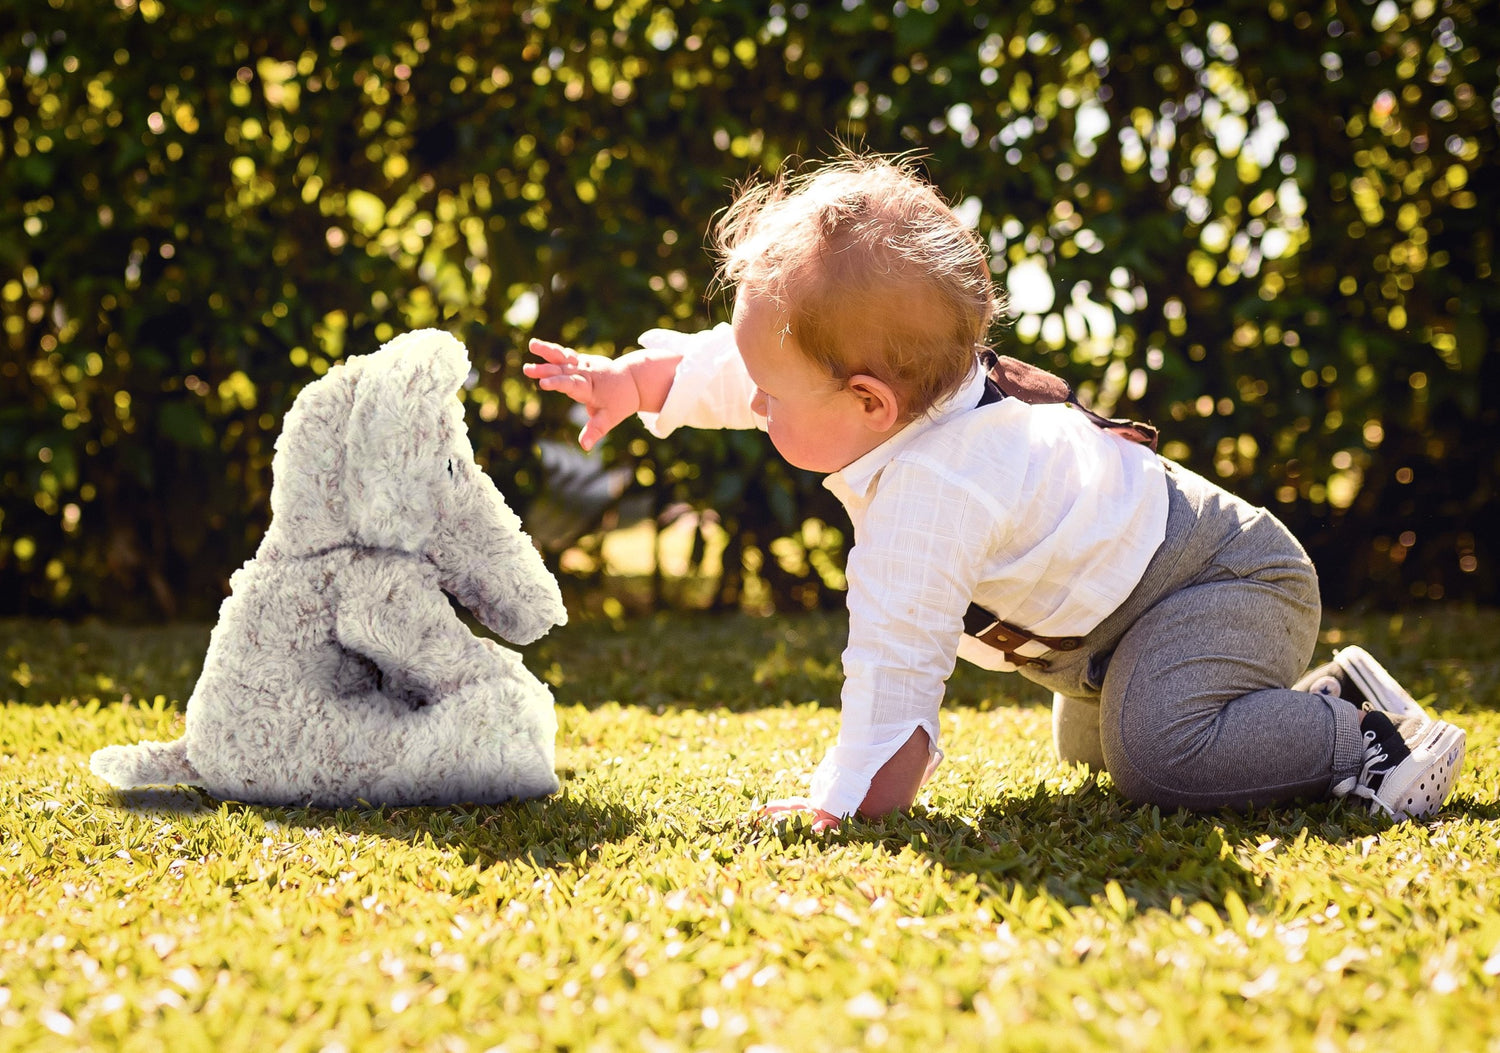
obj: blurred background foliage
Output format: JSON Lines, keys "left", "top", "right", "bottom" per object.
{"left": 1, "top": 0, "right": 1496, "bottom": 620}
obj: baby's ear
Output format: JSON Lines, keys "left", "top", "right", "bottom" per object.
{"left": 343, "top": 330, "right": 471, "bottom": 548}
{"left": 847, "top": 373, "right": 902, "bottom": 434}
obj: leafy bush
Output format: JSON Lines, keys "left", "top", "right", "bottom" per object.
{"left": 2, "top": 0, "right": 1495, "bottom": 617}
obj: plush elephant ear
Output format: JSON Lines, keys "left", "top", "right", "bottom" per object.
{"left": 260, "top": 357, "right": 362, "bottom": 556}
{"left": 344, "top": 329, "right": 472, "bottom": 550}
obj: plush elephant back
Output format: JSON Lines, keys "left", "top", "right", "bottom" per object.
{"left": 91, "top": 329, "right": 567, "bottom": 806}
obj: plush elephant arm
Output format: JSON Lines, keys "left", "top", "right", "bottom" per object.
{"left": 333, "top": 554, "right": 483, "bottom": 702}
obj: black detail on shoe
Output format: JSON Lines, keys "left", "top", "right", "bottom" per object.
{"left": 1357, "top": 710, "right": 1411, "bottom": 800}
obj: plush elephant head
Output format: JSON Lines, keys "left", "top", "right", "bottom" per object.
{"left": 258, "top": 329, "right": 566, "bottom": 644}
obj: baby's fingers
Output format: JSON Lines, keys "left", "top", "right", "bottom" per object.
{"left": 757, "top": 798, "right": 841, "bottom": 833}
{"left": 527, "top": 338, "right": 577, "bottom": 365}
{"left": 531, "top": 371, "right": 593, "bottom": 401}
{"left": 521, "top": 360, "right": 570, "bottom": 380}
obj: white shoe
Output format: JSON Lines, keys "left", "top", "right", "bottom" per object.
{"left": 1296, "top": 645, "right": 1429, "bottom": 720}
{"left": 1331, "top": 709, "right": 1467, "bottom": 821}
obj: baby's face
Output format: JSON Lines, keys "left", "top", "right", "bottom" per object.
{"left": 732, "top": 289, "right": 899, "bottom": 474}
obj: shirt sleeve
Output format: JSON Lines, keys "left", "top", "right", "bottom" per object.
{"left": 635, "top": 324, "right": 766, "bottom": 437}
{"left": 807, "top": 457, "right": 1004, "bottom": 817}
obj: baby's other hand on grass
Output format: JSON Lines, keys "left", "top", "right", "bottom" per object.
{"left": 758, "top": 797, "right": 841, "bottom": 834}
{"left": 523, "top": 339, "right": 641, "bottom": 451}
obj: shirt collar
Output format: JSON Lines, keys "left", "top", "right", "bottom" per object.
{"left": 824, "top": 362, "right": 988, "bottom": 500}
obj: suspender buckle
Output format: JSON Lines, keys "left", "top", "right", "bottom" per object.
{"left": 963, "top": 603, "right": 1083, "bottom": 670}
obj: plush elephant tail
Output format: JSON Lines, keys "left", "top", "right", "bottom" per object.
{"left": 90, "top": 738, "right": 200, "bottom": 789}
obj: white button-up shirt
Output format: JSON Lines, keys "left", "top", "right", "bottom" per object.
{"left": 638, "top": 324, "right": 1169, "bottom": 816}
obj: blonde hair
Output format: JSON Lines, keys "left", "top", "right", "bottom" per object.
{"left": 711, "top": 151, "right": 1000, "bottom": 418}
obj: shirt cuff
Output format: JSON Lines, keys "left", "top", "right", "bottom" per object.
{"left": 635, "top": 323, "right": 763, "bottom": 438}
{"left": 806, "top": 721, "right": 944, "bottom": 818}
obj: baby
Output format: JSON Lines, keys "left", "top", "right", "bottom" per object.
{"left": 524, "top": 152, "right": 1467, "bottom": 830}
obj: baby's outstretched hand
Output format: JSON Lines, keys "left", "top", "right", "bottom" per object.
{"left": 524, "top": 339, "right": 641, "bottom": 451}
{"left": 757, "top": 797, "right": 842, "bottom": 834}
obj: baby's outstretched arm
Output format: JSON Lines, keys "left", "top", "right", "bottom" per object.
{"left": 524, "top": 339, "right": 682, "bottom": 451}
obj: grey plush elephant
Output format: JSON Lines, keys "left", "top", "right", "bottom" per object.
{"left": 92, "top": 329, "right": 568, "bottom": 806}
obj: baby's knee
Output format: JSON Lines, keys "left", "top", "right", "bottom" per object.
{"left": 1099, "top": 749, "right": 1187, "bottom": 809}
{"left": 1098, "top": 711, "right": 1214, "bottom": 809}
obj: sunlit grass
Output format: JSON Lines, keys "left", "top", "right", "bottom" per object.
{"left": 3, "top": 607, "right": 1499, "bottom": 1051}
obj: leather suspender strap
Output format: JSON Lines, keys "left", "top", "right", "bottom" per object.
{"left": 962, "top": 352, "right": 1158, "bottom": 668}
{"left": 978, "top": 353, "right": 1160, "bottom": 451}
{"left": 961, "top": 604, "right": 1082, "bottom": 669}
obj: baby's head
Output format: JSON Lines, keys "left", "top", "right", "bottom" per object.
{"left": 712, "top": 151, "right": 999, "bottom": 421}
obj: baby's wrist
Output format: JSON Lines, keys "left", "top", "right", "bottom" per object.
{"left": 623, "top": 346, "right": 681, "bottom": 415}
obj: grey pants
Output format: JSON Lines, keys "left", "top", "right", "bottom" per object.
{"left": 1022, "top": 460, "right": 1367, "bottom": 811}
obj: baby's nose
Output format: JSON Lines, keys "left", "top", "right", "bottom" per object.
{"left": 750, "top": 388, "right": 768, "bottom": 417}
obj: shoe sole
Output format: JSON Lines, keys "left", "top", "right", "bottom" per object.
{"left": 1369, "top": 719, "right": 1467, "bottom": 821}
{"left": 1335, "top": 646, "right": 1429, "bottom": 720}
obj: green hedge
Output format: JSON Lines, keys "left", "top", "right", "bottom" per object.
{"left": 2, "top": 0, "right": 1495, "bottom": 618}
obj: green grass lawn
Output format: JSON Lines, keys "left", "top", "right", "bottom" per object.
{"left": 4, "top": 606, "right": 1500, "bottom": 1052}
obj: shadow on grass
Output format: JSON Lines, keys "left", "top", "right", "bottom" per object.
{"left": 104, "top": 787, "right": 214, "bottom": 815}
{"left": 102, "top": 779, "right": 642, "bottom": 872}
{"left": 817, "top": 778, "right": 1437, "bottom": 917}
{"left": 1442, "top": 792, "right": 1500, "bottom": 822}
